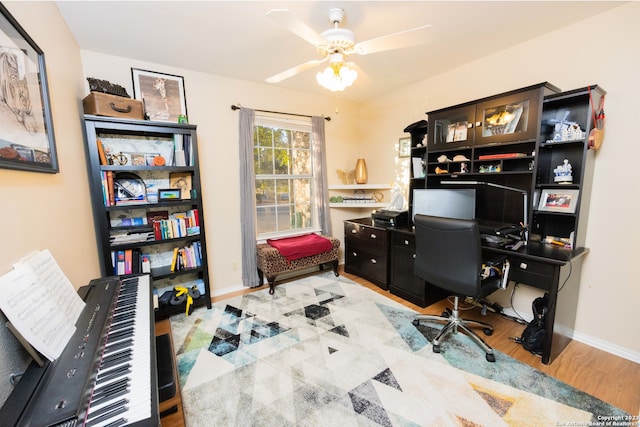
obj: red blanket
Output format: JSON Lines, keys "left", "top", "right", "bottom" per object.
{"left": 267, "top": 234, "right": 333, "bottom": 261}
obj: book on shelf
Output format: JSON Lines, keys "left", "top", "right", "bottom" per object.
{"left": 111, "top": 249, "right": 145, "bottom": 275}
{"left": 169, "top": 242, "right": 202, "bottom": 272}
{"left": 478, "top": 153, "right": 527, "bottom": 160}
{"left": 97, "top": 139, "right": 108, "bottom": 165}
{"left": 173, "top": 134, "right": 193, "bottom": 167}
{"left": 0, "top": 250, "right": 85, "bottom": 361}
{"left": 141, "top": 254, "right": 151, "bottom": 273}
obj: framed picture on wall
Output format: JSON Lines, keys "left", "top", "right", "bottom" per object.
{"left": 0, "top": 4, "right": 58, "bottom": 173}
{"left": 537, "top": 189, "right": 580, "bottom": 213}
{"left": 131, "top": 68, "right": 187, "bottom": 122}
{"left": 398, "top": 137, "right": 411, "bottom": 157}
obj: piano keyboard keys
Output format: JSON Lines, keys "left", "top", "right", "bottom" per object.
{"left": 83, "top": 275, "right": 153, "bottom": 427}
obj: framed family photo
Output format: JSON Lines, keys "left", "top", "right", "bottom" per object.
{"left": 131, "top": 68, "right": 187, "bottom": 122}
{"left": 0, "top": 3, "right": 58, "bottom": 173}
{"left": 398, "top": 137, "right": 411, "bottom": 158}
{"left": 537, "top": 189, "right": 580, "bottom": 213}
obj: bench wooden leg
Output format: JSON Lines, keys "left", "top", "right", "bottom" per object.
{"left": 267, "top": 276, "right": 277, "bottom": 295}
{"left": 259, "top": 258, "right": 338, "bottom": 295}
{"left": 331, "top": 259, "right": 339, "bottom": 277}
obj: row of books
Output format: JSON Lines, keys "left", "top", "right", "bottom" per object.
{"left": 110, "top": 241, "right": 203, "bottom": 276}
{"left": 170, "top": 241, "right": 203, "bottom": 272}
{"left": 174, "top": 134, "right": 193, "bottom": 167}
{"left": 111, "top": 249, "right": 151, "bottom": 275}
{"left": 101, "top": 171, "right": 116, "bottom": 206}
{"left": 151, "top": 209, "right": 200, "bottom": 240}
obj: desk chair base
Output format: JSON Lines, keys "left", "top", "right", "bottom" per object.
{"left": 413, "top": 296, "right": 496, "bottom": 362}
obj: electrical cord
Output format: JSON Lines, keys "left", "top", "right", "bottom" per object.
{"left": 557, "top": 258, "right": 572, "bottom": 293}
{"left": 508, "top": 282, "right": 527, "bottom": 323}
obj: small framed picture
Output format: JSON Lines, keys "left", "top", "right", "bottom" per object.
{"left": 537, "top": 189, "right": 580, "bottom": 213}
{"left": 131, "top": 68, "right": 187, "bottom": 122}
{"left": 398, "top": 137, "right": 411, "bottom": 158}
{"left": 158, "top": 188, "right": 181, "bottom": 201}
{"left": 169, "top": 171, "right": 192, "bottom": 199}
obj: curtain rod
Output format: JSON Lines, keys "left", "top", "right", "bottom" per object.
{"left": 230, "top": 104, "right": 330, "bottom": 121}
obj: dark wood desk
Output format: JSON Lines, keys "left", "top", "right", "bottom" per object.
{"left": 344, "top": 218, "right": 588, "bottom": 365}
{"left": 481, "top": 241, "right": 588, "bottom": 364}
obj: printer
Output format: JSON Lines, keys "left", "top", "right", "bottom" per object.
{"left": 371, "top": 210, "right": 408, "bottom": 227}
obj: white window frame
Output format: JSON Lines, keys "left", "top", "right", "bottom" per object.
{"left": 254, "top": 114, "right": 320, "bottom": 241}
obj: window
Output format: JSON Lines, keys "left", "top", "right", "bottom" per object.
{"left": 254, "top": 115, "right": 318, "bottom": 238}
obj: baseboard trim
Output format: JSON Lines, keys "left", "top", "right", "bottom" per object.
{"left": 210, "top": 283, "right": 248, "bottom": 297}
{"left": 570, "top": 330, "right": 640, "bottom": 364}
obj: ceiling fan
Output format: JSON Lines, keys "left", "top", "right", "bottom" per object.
{"left": 265, "top": 8, "right": 432, "bottom": 91}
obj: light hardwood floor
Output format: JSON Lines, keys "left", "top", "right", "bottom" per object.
{"left": 214, "top": 267, "right": 639, "bottom": 416}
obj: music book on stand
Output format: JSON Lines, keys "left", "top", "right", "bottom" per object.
{"left": 0, "top": 250, "right": 85, "bottom": 362}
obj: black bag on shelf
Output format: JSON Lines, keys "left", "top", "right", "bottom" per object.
{"left": 520, "top": 293, "right": 549, "bottom": 355}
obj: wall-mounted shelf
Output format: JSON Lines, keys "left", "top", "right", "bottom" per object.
{"left": 328, "top": 184, "right": 391, "bottom": 190}
{"left": 329, "top": 184, "right": 391, "bottom": 208}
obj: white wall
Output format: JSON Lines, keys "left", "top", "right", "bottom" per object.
{"left": 359, "top": 2, "right": 640, "bottom": 359}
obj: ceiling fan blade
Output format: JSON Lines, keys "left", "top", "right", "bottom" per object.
{"left": 266, "top": 57, "right": 328, "bottom": 83}
{"left": 353, "top": 25, "right": 433, "bottom": 55}
{"left": 267, "top": 9, "right": 326, "bottom": 46}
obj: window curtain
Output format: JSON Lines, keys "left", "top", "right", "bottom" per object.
{"left": 311, "top": 116, "right": 331, "bottom": 235}
{"left": 239, "top": 107, "right": 260, "bottom": 287}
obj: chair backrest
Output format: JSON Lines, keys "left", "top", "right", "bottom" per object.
{"left": 413, "top": 214, "right": 483, "bottom": 296}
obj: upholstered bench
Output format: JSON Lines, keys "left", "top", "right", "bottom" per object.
{"left": 257, "top": 234, "right": 340, "bottom": 294}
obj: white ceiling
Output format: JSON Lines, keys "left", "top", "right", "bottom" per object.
{"left": 55, "top": 1, "right": 624, "bottom": 102}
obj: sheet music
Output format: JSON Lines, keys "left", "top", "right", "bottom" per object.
{"left": 0, "top": 250, "right": 85, "bottom": 361}
{"left": 13, "top": 249, "right": 85, "bottom": 323}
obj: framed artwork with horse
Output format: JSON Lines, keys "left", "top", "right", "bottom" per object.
{"left": 131, "top": 68, "right": 187, "bottom": 123}
{"left": 0, "top": 3, "right": 58, "bottom": 173}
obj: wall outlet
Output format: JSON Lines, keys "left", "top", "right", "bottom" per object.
{"left": 232, "top": 261, "right": 238, "bottom": 272}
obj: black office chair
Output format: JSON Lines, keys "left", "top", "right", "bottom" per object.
{"left": 412, "top": 214, "right": 509, "bottom": 362}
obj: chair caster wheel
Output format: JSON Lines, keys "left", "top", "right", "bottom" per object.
{"left": 442, "top": 309, "right": 451, "bottom": 318}
{"left": 483, "top": 328, "right": 493, "bottom": 336}
{"left": 432, "top": 344, "right": 441, "bottom": 353}
{"left": 486, "top": 353, "right": 496, "bottom": 362}
{"left": 412, "top": 319, "right": 419, "bottom": 326}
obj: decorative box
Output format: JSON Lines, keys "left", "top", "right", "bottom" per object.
{"left": 83, "top": 92, "right": 144, "bottom": 120}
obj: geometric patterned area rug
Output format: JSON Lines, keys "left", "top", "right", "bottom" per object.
{"left": 170, "top": 272, "right": 629, "bottom": 426}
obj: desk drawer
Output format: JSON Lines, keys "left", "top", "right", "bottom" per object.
{"left": 345, "top": 222, "right": 388, "bottom": 247}
{"left": 345, "top": 242, "right": 388, "bottom": 288}
{"left": 508, "top": 258, "right": 556, "bottom": 290}
{"left": 391, "top": 232, "right": 415, "bottom": 248}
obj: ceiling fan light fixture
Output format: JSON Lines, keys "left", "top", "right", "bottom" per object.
{"left": 316, "top": 62, "right": 358, "bottom": 92}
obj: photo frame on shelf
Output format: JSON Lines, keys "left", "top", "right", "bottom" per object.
{"left": 158, "top": 188, "right": 181, "bottom": 201}
{"left": 398, "top": 137, "right": 411, "bottom": 158}
{"left": 169, "top": 171, "right": 192, "bottom": 199}
{"left": 131, "top": 68, "right": 187, "bottom": 122}
{"left": 537, "top": 189, "right": 580, "bottom": 213}
{"left": 0, "top": 4, "right": 58, "bottom": 173}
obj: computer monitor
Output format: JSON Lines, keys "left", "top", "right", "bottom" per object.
{"left": 412, "top": 188, "right": 476, "bottom": 221}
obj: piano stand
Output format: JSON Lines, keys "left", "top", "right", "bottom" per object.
{"left": 155, "top": 318, "right": 186, "bottom": 427}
